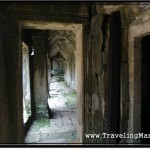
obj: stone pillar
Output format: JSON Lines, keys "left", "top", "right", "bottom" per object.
{"left": 119, "top": 8, "right": 130, "bottom": 143}
{"left": 47, "top": 56, "right": 51, "bottom": 93}
{"left": 120, "top": 25, "right": 129, "bottom": 144}
{"left": 76, "top": 25, "right": 84, "bottom": 143}
{"left": 2, "top": 17, "right": 24, "bottom": 143}
{"left": 71, "top": 54, "right": 75, "bottom": 89}
{"left": 32, "top": 32, "right": 48, "bottom": 118}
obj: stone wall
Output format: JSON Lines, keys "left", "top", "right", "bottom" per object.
{"left": 0, "top": 6, "right": 24, "bottom": 143}
{"left": 65, "top": 54, "right": 75, "bottom": 90}
{"left": 83, "top": 4, "right": 139, "bottom": 143}
{"left": 83, "top": 4, "right": 104, "bottom": 143}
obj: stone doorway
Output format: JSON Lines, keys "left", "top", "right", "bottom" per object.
{"left": 128, "top": 9, "right": 150, "bottom": 144}
{"left": 20, "top": 21, "right": 84, "bottom": 144}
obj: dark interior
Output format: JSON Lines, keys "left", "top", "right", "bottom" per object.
{"left": 108, "top": 11, "right": 121, "bottom": 144}
{"left": 141, "top": 35, "right": 150, "bottom": 144}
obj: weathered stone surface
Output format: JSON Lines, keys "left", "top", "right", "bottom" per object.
{"left": 62, "top": 116, "right": 72, "bottom": 126}
{"left": 1, "top": 3, "right": 150, "bottom": 144}
{"left": 50, "top": 118, "right": 63, "bottom": 127}
{"left": 25, "top": 133, "right": 40, "bottom": 143}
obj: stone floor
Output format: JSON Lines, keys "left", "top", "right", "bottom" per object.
{"left": 25, "top": 75, "right": 77, "bottom": 144}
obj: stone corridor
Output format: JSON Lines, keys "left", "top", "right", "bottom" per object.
{"left": 25, "top": 75, "right": 77, "bottom": 144}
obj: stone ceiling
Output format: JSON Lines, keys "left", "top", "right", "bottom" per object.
{"left": 47, "top": 30, "right": 76, "bottom": 60}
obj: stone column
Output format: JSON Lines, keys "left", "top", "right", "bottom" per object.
{"left": 2, "top": 16, "right": 24, "bottom": 143}
{"left": 47, "top": 56, "right": 51, "bottom": 93}
{"left": 32, "top": 32, "right": 48, "bottom": 118}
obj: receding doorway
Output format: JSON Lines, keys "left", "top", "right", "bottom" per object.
{"left": 20, "top": 21, "right": 84, "bottom": 144}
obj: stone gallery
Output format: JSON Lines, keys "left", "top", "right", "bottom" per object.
{"left": 0, "top": 2, "right": 150, "bottom": 145}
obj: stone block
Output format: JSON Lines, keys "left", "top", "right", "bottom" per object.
{"left": 50, "top": 118, "right": 63, "bottom": 127}
{"left": 25, "top": 133, "right": 40, "bottom": 143}
{"left": 60, "top": 111, "right": 68, "bottom": 117}
{"left": 69, "top": 112, "right": 77, "bottom": 125}
{"left": 39, "top": 133, "right": 52, "bottom": 141}
{"left": 62, "top": 116, "right": 72, "bottom": 126}
{"left": 55, "top": 100, "right": 65, "bottom": 108}
{"left": 52, "top": 111, "right": 61, "bottom": 118}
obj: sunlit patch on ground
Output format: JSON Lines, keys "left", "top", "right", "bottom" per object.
{"left": 25, "top": 75, "right": 77, "bottom": 144}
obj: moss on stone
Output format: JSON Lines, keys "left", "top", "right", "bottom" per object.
{"left": 35, "top": 118, "right": 49, "bottom": 128}
{"left": 64, "top": 91, "right": 76, "bottom": 97}
{"left": 65, "top": 96, "right": 76, "bottom": 109}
